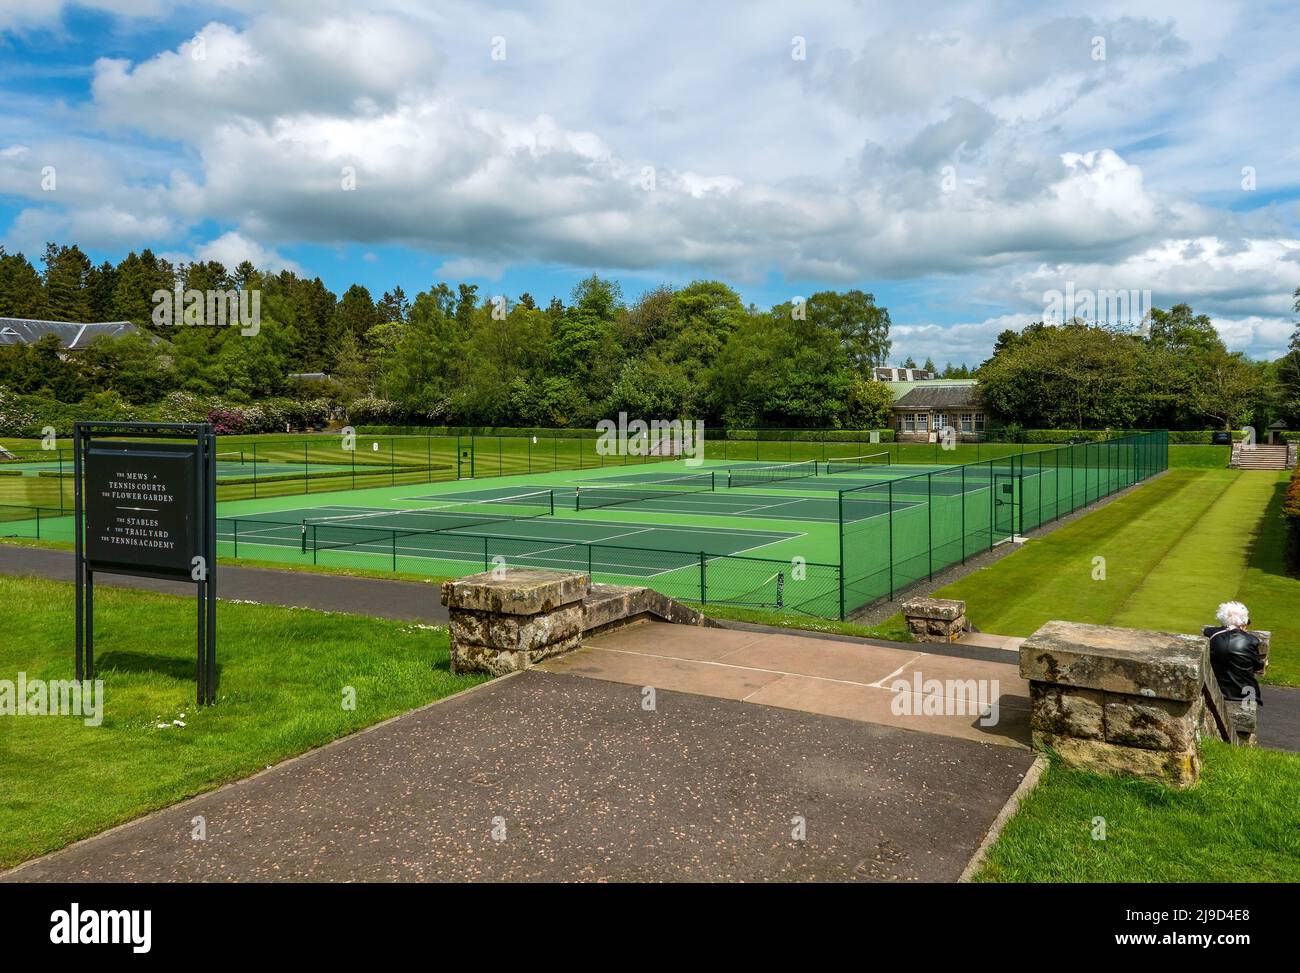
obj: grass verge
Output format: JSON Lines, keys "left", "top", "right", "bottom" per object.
{"left": 919, "top": 470, "right": 1298, "bottom": 685}
{"left": 0, "top": 575, "right": 486, "bottom": 870}
{"left": 975, "top": 744, "right": 1300, "bottom": 882}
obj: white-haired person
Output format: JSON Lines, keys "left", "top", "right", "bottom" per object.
{"left": 1203, "top": 601, "right": 1264, "bottom": 706}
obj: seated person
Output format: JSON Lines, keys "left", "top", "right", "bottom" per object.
{"left": 1203, "top": 601, "right": 1264, "bottom": 706}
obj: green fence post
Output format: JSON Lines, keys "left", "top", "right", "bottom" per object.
{"left": 887, "top": 480, "right": 894, "bottom": 599}
{"left": 988, "top": 459, "right": 994, "bottom": 551}
{"left": 699, "top": 551, "right": 707, "bottom": 604}
{"left": 960, "top": 466, "right": 966, "bottom": 563}
{"left": 837, "top": 489, "right": 845, "bottom": 620}
{"left": 252, "top": 442, "right": 258, "bottom": 498}
{"left": 926, "top": 473, "right": 933, "bottom": 579}
{"left": 392, "top": 532, "right": 398, "bottom": 572}
{"left": 35, "top": 507, "right": 40, "bottom": 539}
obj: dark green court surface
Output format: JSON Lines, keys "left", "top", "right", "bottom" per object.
{"left": 1, "top": 671, "right": 1036, "bottom": 883}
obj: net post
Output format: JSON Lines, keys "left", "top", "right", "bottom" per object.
{"left": 549, "top": 489, "right": 555, "bottom": 515}
{"left": 300, "top": 520, "right": 307, "bottom": 554}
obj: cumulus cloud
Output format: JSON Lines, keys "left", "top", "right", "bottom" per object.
{"left": 193, "top": 230, "right": 301, "bottom": 274}
{"left": 1, "top": 0, "right": 1297, "bottom": 362}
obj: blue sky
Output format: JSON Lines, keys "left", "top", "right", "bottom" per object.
{"left": 2, "top": 0, "right": 1298, "bottom": 365}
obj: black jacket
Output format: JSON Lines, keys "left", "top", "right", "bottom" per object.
{"left": 1203, "top": 626, "right": 1264, "bottom": 704}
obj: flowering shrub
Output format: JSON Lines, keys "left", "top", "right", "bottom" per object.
{"left": 206, "top": 407, "right": 247, "bottom": 436}
{"left": 346, "top": 396, "right": 400, "bottom": 424}
{"left": 0, "top": 386, "right": 39, "bottom": 437}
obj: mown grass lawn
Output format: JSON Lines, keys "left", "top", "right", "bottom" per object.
{"left": 0, "top": 575, "right": 486, "bottom": 870}
{"left": 922, "top": 469, "right": 1299, "bottom": 685}
{"left": 975, "top": 744, "right": 1300, "bottom": 882}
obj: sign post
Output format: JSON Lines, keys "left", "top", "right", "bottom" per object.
{"left": 74, "top": 422, "right": 218, "bottom": 705}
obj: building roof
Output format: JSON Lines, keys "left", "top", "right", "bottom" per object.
{"left": 873, "top": 366, "right": 933, "bottom": 382}
{"left": 0, "top": 317, "right": 160, "bottom": 350}
{"left": 880, "top": 377, "right": 977, "bottom": 403}
{"left": 892, "top": 384, "right": 983, "bottom": 409}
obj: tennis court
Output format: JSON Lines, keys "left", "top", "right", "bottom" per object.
{"left": 214, "top": 487, "right": 833, "bottom": 613}
{"left": 0, "top": 430, "right": 1168, "bottom": 619}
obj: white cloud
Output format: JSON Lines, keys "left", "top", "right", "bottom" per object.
{"left": 193, "top": 231, "right": 301, "bottom": 274}
{"left": 1, "top": 0, "right": 1297, "bottom": 365}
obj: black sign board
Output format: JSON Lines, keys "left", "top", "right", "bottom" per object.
{"left": 86, "top": 442, "right": 198, "bottom": 578}
{"left": 74, "top": 423, "right": 218, "bottom": 705}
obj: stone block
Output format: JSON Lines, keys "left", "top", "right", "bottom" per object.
{"left": 449, "top": 601, "right": 583, "bottom": 653}
{"left": 1228, "top": 703, "right": 1258, "bottom": 747}
{"left": 1019, "top": 620, "right": 1204, "bottom": 701}
{"left": 1103, "top": 693, "right": 1196, "bottom": 751}
{"left": 451, "top": 631, "right": 583, "bottom": 676}
{"left": 440, "top": 569, "right": 588, "bottom": 615}
{"left": 1033, "top": 731, "right": 1200, "bottom": 790}
{"left": 901, "top": 597, "right": 965, "bottom": 621}
{"left": 1029, "top": 683, "right": 1104, "bottom": 739}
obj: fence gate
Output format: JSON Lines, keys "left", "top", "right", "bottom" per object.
{"left": 993, "top": 473, "right": 1019, "bottom": 539}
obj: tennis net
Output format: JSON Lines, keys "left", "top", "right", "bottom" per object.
{"left": 215, "top": 449, "right": 246, "bottom": 466}
{"left": 822, "top": 452, "right": 890, "bottom": 475}
{"left": 726, "top": 459, "right": 817, "bottom": 488}
{"left": 575, "top": 472, "right": 715, "bottom": 510}
{"left": 305, "top": 489, "right": 555, "bottom": 552}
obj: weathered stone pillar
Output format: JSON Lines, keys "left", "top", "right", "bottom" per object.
{"left": 441, "top": 568, "right": 589, "bottom": 676}
{"left": 901, "top": 597, "right": 968, "bottom": 642}
{"left": 1020, "top": 620, "right": 1232, "bottom": 788}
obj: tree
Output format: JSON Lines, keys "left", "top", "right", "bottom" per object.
{"left": 1275, "top": 288, "right": 1300, "bottom": 428}
{"left": 807, "top": 290, "right": 892, "bottom": 369}
{"left": 1147, "top": 303, "right": 1225, "bottom": 355}
{"left": 0, "top": 248, "right": 45, "bottom": 317}
{"left": 41, "top": 243, "right": 93, "bottom": 321}
{"left": 1192, "top": 350, "right": 1264, "bottom": 430}
{"left": 977, "top": 324, "right": 1150, "bottom": 428}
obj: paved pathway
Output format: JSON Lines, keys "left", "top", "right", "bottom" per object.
{"left": 544, "top": 622, "right": 1031, "bottom": 749}
{"left": 0, "top": 543, "right": 447, "bottom": 623}
{"left": 2, "top": 671, "right": 1035, "bottom": 883}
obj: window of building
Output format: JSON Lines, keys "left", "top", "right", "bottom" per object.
{"left": 960, "top": 412, "right": 974, "bottom": 433}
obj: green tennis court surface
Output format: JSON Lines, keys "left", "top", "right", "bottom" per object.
{"left": 1, "top": 431, "right": 1168, "bottom": 620}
